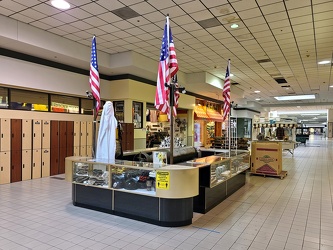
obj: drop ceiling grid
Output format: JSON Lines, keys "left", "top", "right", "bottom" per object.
{"left": 0, "top": 0, "right": 332, "bottom": 109}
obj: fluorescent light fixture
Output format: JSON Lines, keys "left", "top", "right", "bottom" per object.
{"left": 330, "top": 85, "right": 333, "bottom": 88}
{"left": 313, "top": 117, "right": 318, "bottom": 119}
{"left": 301, "top": 114, "right": 320, "bottom": 116}
{"left": 230, "top": 23, "right": 239, "bottom": 29}
{"left": 318, "top": 60, "right": 331, "bottom": 65}
{"left": 255, "top": 98, "right": 260, "bottom": 101}
{"left": 274, "top": 94, "right": 315, "bottom": 101}
{"left": 51, "top": 0, "right": 70, "bottom": 10}
{"left": 254, "top": 90, "right": 260, "bottom": 93}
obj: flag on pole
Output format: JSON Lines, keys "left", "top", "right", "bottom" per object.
{"left": 155, "top": 16, "right": 179, "bottom": 118}
{"left": 222, "top": 60, "right": 231, "bottom": 122}
{"left": 89, "top": 36, "right": 101, "bottom": 113}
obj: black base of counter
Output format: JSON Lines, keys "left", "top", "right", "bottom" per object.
{"left": 72, "top": 184, "right": 193, "bottom": 227}
{"left": 193, "top": 172, "right": 246, "bottom": 213}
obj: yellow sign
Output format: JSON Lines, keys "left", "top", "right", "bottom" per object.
{"left": 156, "top": 171, "right": 170, "bottom": 190}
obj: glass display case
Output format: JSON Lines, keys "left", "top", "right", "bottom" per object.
{"left": 72, "top": 160, "right": 159, "bottom": 195}
{"left": 70, "top": 158, "right": 199, "bottom": 227}
{"left": 73, "top": 162, "right": 109, "bottom": 188}
{"left": 209, "top": 152, "right": 250, "bottom": 188}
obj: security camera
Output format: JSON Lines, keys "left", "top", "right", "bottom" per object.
{"left": 86, "top": 90, "right": 93, "bottom": 98}
{"left": 182, "top": 89, "right": 186, "bottom": 94}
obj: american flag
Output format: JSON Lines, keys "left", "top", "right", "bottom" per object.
{"left": 89, "top": 36, "right": 101, "bottom": 112}
{"left": 222, "top": 60, "right": 231, "bottom": 122}
{"left": 155, "top": 17, "right": 179, "bottom": 118}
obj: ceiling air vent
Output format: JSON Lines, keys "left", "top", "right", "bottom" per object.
{"left": 111, "top": 7, "right": 140, "bottom": 20}
{"left": 274, "top": 77, "right": 287, "bottom": 84}
{"left": 281, "top": 85, "right": 290, "bottom": 88}
{"left": 257, "top": 59, "right": 271, "bottom": 64}
{"left": 197, "top": 18, "right": 221, "bottom": 29}
{"left": 231, "top": 82, "right": 239, "bottom": 85}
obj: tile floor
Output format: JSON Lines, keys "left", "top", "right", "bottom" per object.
{"left": 0, "top": 136, "right": 332, "bottom": 250}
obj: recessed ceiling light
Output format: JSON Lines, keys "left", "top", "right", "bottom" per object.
{"left": 230, "top": 73, "right": 234, "bottom": 77}
{"left": 329, "top": 85, "right": 333, "bottom": 88}
{"left": 254, "top": 90, "right": 260, "bottom": 93}
{"left": 230, "top": 23, "right": 239, "bottom": 29}
{"left": 255, "top": 98, "right": 260, "bottom": 101}
{"left": 51, "top": 0, "right": 70, "bottom": 10}
{"left": 274, "top": 94, "right": 315, "bottom": 101}
{"left": 318, "top": 60, "right": 331, "bottom": 65}
{"left": 301, "top": 114, "right": 320, "bottom": 116}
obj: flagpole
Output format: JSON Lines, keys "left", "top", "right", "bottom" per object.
{"left": 92, "top": 99, "right": 97, "bottom": 159}
{"left": 166, "top": 14, "right": 174, "bottom": 165}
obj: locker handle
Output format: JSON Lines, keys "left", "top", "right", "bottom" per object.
{"left": 23, "top": 133, "right": 25, "bottom": 137}
{"left": 1, "top": 134, "right": 3, "bottom": 138}
{"left": 33, "top": 163, "right": 35, "bottom": 167}
{"left": 43, "top": 133, "right": 45, "bottom": 137}
{"left": 34, "top": 133, "right": 36, "bottom": 137}
{"left": 1, "top": 167, "right": 3, "bottom": 171}
{"left": 42, "top": 162, "right": 44, "bottom": 166}
{"left": 12, "top": 165, "right": 14, "bottom": 170}
{"left": 23, "top": 164, "right": 25, "bottom": 168}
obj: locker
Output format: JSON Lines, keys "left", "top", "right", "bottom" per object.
{"left": 22, "top": 119, "right": 32, "bottom": 150}
{"left": 50, "top": 146, "right": 59, "bottom": 176}
{"left": 73, "top": 146, "right": 80, "bottom": 156}
{"left": 22, "top": 150, "right": 32, "bottom": 181}
{"left": 58, "top": 121, "right": 67, "bottom": 174}
{"left": 42, "top": 149, "right": 50, "bottom": 177}
{"left": 11, "top": 119, "right": 22, "bottom": 151}
{"left": 42, "top": 120, "right": 50, "bottom": 149}
{"left": 80, "top": 121, "right": 87, "bottom": 146}
{"left": 86, "top": 121, "right": 93, "bottom": 146}
{"left": 0, "top": 151, "right": 10, "bottom": 184}
{"left": 86, "top": 145, "right": 92, "bottom": 157}
{"left": 50, "top": 120, "right": 59, "bottom": 176}
{"left": 66, "top": 121, "right": 74, "bottom": 156}
{"left": 80, "top": 145, "right": 87, "bottom": 157}
{"left": 32, "top": 149, "right": 42, "bottom": 179}
{"left": 11, "top": 150, "right": 22, "bottom": 183}
{"left": 73, "top": 121, "right": 80, "bottom": 147}
{"left": 33, "top": 119, "right": 42, "bottom": 149}
{"left": 0, "top": 118, "right": 11, "bottom": 152}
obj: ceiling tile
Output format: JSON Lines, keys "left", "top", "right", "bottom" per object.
{"left": 313, "top": 1, "right": 333, "bottom": 13}
{"left": 57, "top": 24, "right": 80, "bottom": 33}
{"left": 30, "top": 21, "right": 52, "bottom": 30}
{"left": 70, "top": 20, "right": 93, "bottom": 30}
{"left": 72, "top": 30, "right": 93, "bottom": 39}
{"left": 10, "top": 13, "right": 34, "bottom": 23}
{"left": 260, "top": 2, "right": 285, "bottom": 15}
{"left": 190, "top": 10, "right": 214, "bottom": 21}
{"left": 99, "top": 12, "right": 122, "bottom": 23}
{"left": 127, "top": 16, "right": 150, "bottom": 26}
{"left": 98, "top": 24, "right": 120, "bottom": 34}
{"left": 52, "top": 12, "right": 78, "bottom": 23}
{"left": 66, "top": 7, "right": 92, "bottom": 19}
{"left": 288, "top": 6, "right": 312, "bottom": 18}
{"left": 48, "top": 27, "right": 69, "bottom": 36}
{"left": 126, "top": 27, "right": 146, "bottom": 36}
{"left": 268, "top": 19, "right": 290, "bottom": 29}
{"left": 18, "top": 8, "right": 47, "bottom": 20}
{"left": 130, "top": 2, "right": 157, "bottom": 14}
{"left": 180, "top": 1, "right": 207, "bottom": 13}
{"left": 1, "top": 0, "right": 27, "bottom": 12}
{"left": 123, "top": 36, "right": 142, "bottom": 43}
{"left": 112, "top": 30, "right": 132, "bottom": 39}
{"left": 290, "top": 15, "right": 313, "bottom": 25}
{"left": 285, "top": 0, "right": 311, "bottom": 9}
{"left": 79, "top": 3, "right": 108, "bottom": 15}
{"left": 39, "top": 16, "right": 65, "bottom": 27}
{"left": 83, "top": 17, "right": 108, "bottom": 27}
{"left": 231, "top": 0, "right": 258, "bottom": 11}
{"left": 113, "top": 20, "right": 135, "bottom": 30}
{"left": 265, "top": 11, "right": 289, "bottom": 22}
{"left": 66, "top": 0, "right": 92, "bottom": 7}
{"left": 147, "top": 0, "right": 174, "bottom": 9}
{"left": 182, "top": 22, "right": 203, "bottom": 31}
{"left": 32, "top": 3, "right": 61, "bottom": 16}
{"left": 209, "top": 4, "right": 234, "bottom": 17}
{"left": 96, "top": 0, "right": 125, "bottom": 11}
{"left": 237, "top": 8, "right": 262, "bottom": 20}
{"left": 12, "top": 0, "right": 40, "bottom": 7}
